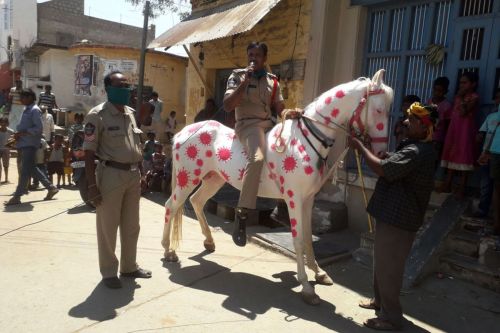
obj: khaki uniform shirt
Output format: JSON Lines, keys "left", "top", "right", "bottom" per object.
{"left": 83, "top": 102, "right": 142, "bottom": 164}
{"left": 224, "top": 69, "right": 284, "bottom": 134}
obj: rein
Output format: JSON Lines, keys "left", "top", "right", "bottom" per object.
{"left": 273, "top": 85, "right": 387, "bottom": 234}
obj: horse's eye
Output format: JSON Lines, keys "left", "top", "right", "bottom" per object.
{"left": 375, "top": 109, "right": 382, "bottom": 114}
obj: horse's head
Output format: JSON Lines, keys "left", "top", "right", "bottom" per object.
{"left": 303, "top": 69, "right": 393, "bottom": 156}
{"left": 358, "top": 69, "right": 394, "bottom": 156}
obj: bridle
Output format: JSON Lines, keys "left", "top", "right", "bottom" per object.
{"left": 301, "top": 84, "right": 389, "bottom": 148}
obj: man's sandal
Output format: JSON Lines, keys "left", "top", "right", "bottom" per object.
{"left": 120, "top": 267, "right": 152, "bottom": 279}
{"left": 358, "top": 299, "right": 381, "bottom": 311}
{"left": 363, "top": 318, "right": 400, "bottom": 331}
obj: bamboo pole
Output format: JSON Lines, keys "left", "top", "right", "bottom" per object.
{"left": 355, "top": 149, "right": 374, "bottom": 233}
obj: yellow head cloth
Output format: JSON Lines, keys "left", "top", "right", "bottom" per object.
{"left": 406, "top": 102, "right": 434, "bottom": 142}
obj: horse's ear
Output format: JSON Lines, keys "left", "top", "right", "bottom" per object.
{"left": 372, "top": 69, "right": 385, "bottom": 89}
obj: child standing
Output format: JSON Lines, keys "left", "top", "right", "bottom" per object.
{"left": 68, "top": 113, "right": 84, "bottom": 143}
{"left": 0, "top": 117, "right": 14, "bottom": 183}
{"left": 440, "top": 72, "right": 480, "bottom": 197}
{"left": 142, "top": 132, "right": 157, "bottom": 173}
{"left": 47, "top": 134, "right": 67, "bottom": 188}
{"left": 147, "top": 142, "right": 166, "bottom": 192}
{"left": 473, "top": 88, "right": 500, "bottom": 218}
{"left": 164, "top": 110, "right": 177, "bottom": 144}
{"left": 429, "top": 77, "right": 453, "bottom": 157}
{"left": 34, "top": 135, "right": 50, "bottom": 184}
{"left": 64, "top": 140, "right": 73, "bottom": 187}
{"left": 478, "top": 94, "right": 500, "bottom": 235}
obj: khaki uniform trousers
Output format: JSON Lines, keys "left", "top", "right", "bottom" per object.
{"left": 373, "top": 221, "right": 416, "bottom": 328}
{"left": 96, "top": 163, "right": 141, "bottom": 278}
{"left": 237, "top": 125, "right": 268, "bottom": 210}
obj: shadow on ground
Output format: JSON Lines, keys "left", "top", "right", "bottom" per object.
{"left": 322, "top": 260, "right": 498, "bottom": 333}
{"left": 163, "top": 252, "right": 365, "bottom": 332}
{"left": 68, "top": 279, "right": 140, "bottom": 321}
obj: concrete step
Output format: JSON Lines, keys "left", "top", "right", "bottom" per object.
{"left": 458, "top": 215, "right": 495, "bottom": 233}
{"left": 447, "top": 230, "right": 480, "bottom": 257}
{"left": 439, "top": 253, "right": 500, "bottom": 293}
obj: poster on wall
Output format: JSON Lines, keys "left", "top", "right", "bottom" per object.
{"left": 74, "top": 55, "right": 93, "bottom": 96}
{"left": 103, "top": 60, "right": 121, "bottom": 76}
{"left": 102, "top": 59, "right": 138, "bottom": 83}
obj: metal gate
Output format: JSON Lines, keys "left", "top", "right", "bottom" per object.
{"left": 363, "top": 0, "right": 500, "bottom": 147}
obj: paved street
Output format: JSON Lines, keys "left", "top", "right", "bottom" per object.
{"left": 0, "top": 160, "right": 499, "bottom": 333}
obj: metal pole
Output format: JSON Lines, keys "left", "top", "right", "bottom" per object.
{"left": 135, "top": 0, "right": 150, "bottom": 114}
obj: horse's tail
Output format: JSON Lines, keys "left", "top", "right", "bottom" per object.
{"left": 170, "top": 156, "right": 183, "bottom": 251}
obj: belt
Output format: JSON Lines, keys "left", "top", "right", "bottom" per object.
{"left": 104, "top": 160, "right": 139, "bottom": 171}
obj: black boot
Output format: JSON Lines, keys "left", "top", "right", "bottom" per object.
{"left": 232, "top": 207, "right": 248, "bottom": 247}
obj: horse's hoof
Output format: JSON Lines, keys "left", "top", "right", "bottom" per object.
{"left": 301, "top": 292, "right": 321, "bottom": 306}
{"left": 164, "top": 251, "right": 179, "bottom": 262}
{"left": 315, "top": 273, "right": 334, "bottom": 285}
{"left": 204, "top": 241, "right": 215, "bottom": 252}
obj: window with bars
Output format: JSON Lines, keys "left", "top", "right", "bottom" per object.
{"left": 364, "top": 0, "right": 452, "bottom": 148}
{"left": 459, "top": 0, "right": 494, "bottom": 16}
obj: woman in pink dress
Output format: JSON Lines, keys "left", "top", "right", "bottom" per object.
{"left": 440, "top": 72, "right": 480, "bottom": 197}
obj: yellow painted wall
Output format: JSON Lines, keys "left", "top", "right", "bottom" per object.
{"left": 69, "top": 45, "right": 188, "bottom": 127}
{"left": 185, "top": 0, "right": 312, "bottom": 123}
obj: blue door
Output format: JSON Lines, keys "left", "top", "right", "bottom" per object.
{"left": 447, "top": 0, "right": 500, "bottom": 111}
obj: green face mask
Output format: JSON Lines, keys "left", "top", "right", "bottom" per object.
{"left": 106, "top": 86, "right": 131, "bottom": 105}
{"left": 253, "top": 69, "right": 267, "bottom": 79}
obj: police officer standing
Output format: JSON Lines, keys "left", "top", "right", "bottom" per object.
{"left": 223, "top": 42, "right": 285, "bottom": 246}
{"left": 84, "top": 71, "right": 151, "bottom": 289}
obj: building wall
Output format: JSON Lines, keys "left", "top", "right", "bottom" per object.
{"left": 185, "top": 0, "right": 312, "bottom": 122}
{"left": 37, "top": 1, "right": 155, "bottom": 48}
{"left": 68, "top": 46, "right": 187, "bottom": 127}
{"left": 0, "top": 0, "right": 37, "bottom": 65}
{"left": 37, "top": 48, "right": 76, "bottom": 108}
{"left": 38, "top": 0, "right": 84, "bottom": 16}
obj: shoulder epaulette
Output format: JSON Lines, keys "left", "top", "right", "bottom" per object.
{"left": 267, "top": 72, "right": 278, "bottom": 79}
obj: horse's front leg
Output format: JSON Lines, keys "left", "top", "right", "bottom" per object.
{"left": 302, "top": 195, "right": 334, "bottom": 286}
{"left": 289, "top": 201, "right": 320, "bottom": 305}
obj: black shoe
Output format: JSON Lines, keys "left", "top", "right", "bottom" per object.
{"left": 4, "top": 196, "right": 21, "bottom": 206}
{"left": 102, "top": 276, "right": 122, "bottom": 289}
{"left": 120, "top": 267, "right": 152, "bottom": 279}
{"left": 232, "top": 207, "right": 248, "bottom": 247}
{"left": 44, "top": 187, "right": 59, "bottom": 200}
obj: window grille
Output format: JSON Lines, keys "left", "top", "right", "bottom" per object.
{"left": 459, "top": 0, "right": 494, "bottom": 16}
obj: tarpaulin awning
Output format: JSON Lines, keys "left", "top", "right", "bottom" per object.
{"left": 148, "top": 0, "right": 281, "bottom": 49}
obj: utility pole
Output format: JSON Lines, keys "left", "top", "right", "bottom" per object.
{"left": 135, "top": 0, "right": 150, "bottom": 114}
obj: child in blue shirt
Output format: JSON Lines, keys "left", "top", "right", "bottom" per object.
{"left": 478, "top": 89, "right": 500, "bottom": 235}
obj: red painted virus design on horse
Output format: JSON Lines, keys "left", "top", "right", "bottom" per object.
{"left": 186, "top": 145, "right": 198, "bottom": 160}
{"left": 283, "top": 156, "right": 297, "bottom": 173}
{"left": 217, "top": 147, "right": 232, "bottom": 162}
{"left": 199, "top": 132, "right": 212, "bottom": 145}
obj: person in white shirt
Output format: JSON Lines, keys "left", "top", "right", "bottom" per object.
{"left": 40, "top": 105, "right": 55, "bottom": 144}
{"left": 149, "top": 91, "right": 164, "bottom": 141}
{"left": 164, "top": 110, "right": 176, "bottom": 144}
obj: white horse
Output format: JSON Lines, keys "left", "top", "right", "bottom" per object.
{"left": 162, "top": 69, "right": 393, "bottom": 304}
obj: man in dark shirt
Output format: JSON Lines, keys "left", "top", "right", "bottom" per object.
{"left": 194, "top": 98, "right": 217, "bottom": 122}
{"left": 350, "top": 102, "right": 438, "bottom": 331}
